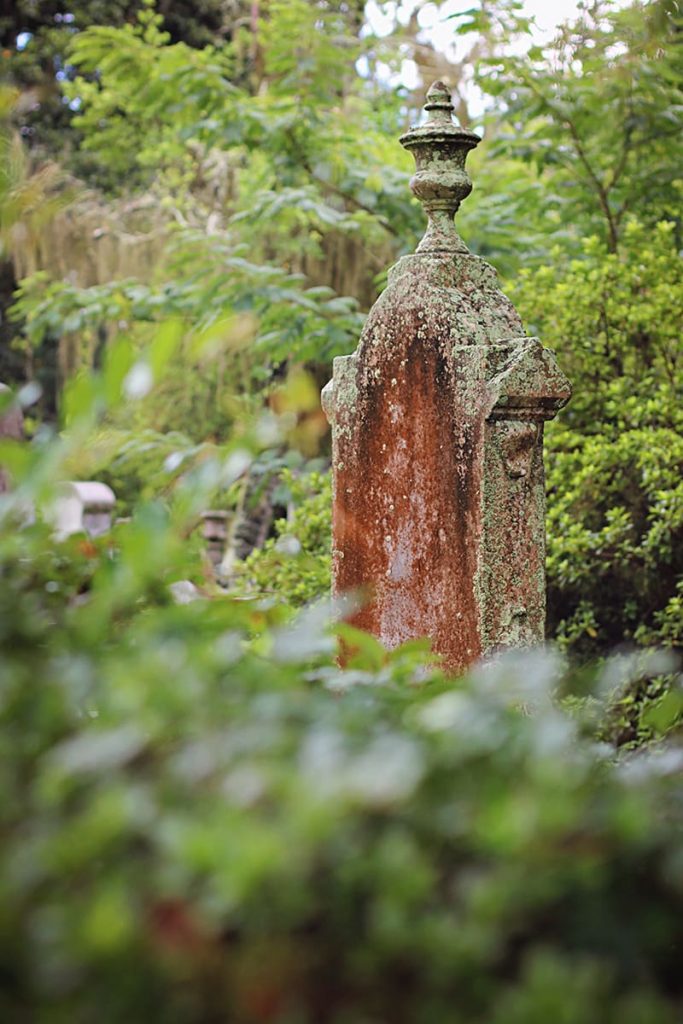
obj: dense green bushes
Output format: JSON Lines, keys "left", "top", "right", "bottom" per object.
{"left": 512, "top": 221, "right": 683, "bottom": 656}
{"left": 545, "top": 426, "right": 683, "bottom": 653}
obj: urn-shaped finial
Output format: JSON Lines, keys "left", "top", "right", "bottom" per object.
{"left": 400, "top": 82, "right": 480, "bottom": 254}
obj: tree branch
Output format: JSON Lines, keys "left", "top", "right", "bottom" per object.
{"left": 522, "top": 74, "right": 620, "bottom": 251}
{"left": 302, "top": 160, "right": 400, "bottom": 238}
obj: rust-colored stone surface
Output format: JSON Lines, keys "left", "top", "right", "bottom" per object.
{"left": 323, "top": 83, "right": 571, "bottom": 673}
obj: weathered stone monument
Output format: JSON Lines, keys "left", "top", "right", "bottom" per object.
{"left": 201, "top": 509, "right": 229, "bottom": 571}
{"left": 322, "top": 83, "right": 571, "bottom": 672}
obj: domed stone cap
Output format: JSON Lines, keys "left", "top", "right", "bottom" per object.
{"left": 399, "top": 82, "right": 481, "bottom": 254}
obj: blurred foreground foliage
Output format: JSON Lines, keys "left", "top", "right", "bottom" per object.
{"left": 1, "top": 347, "right": 683, "bottom": 1022}
{"left": 1, "top": 6, "right": 682, "bottom": 1014}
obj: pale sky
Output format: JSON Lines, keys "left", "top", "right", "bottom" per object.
{"left": 366, "top": 0, "right": 587, "bottom": 38}
{"left": 364, "top": 0, "right": 597, "bottom": 116}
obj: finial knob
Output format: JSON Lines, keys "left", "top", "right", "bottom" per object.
{"left": 399, "top": 82, "right": 480, "bottom": 254}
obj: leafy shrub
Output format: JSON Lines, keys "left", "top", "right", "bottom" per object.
{"left": 513, "top": 220, "right": 683, "bottom": 657}
{"left": 601, "top": 670, "right": 683, "bottom": 750}
{"left": 546, "top": 426, "right": 683, "bottom": 655}
{"left": 233, "top": 470, "right": 331, "bottom": 606}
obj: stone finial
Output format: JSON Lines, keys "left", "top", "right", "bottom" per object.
{"left": 399, "top": 81, "right": 480, "bottom": 254}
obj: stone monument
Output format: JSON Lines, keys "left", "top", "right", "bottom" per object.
{"left": 322, "top": 82, "right": 571, "bottom": 672}
{"left": 51, "top": 481, "right": 116, "bottom": 539}
{"left": 201, "top": 509, "right": 229, "bottom": 571}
